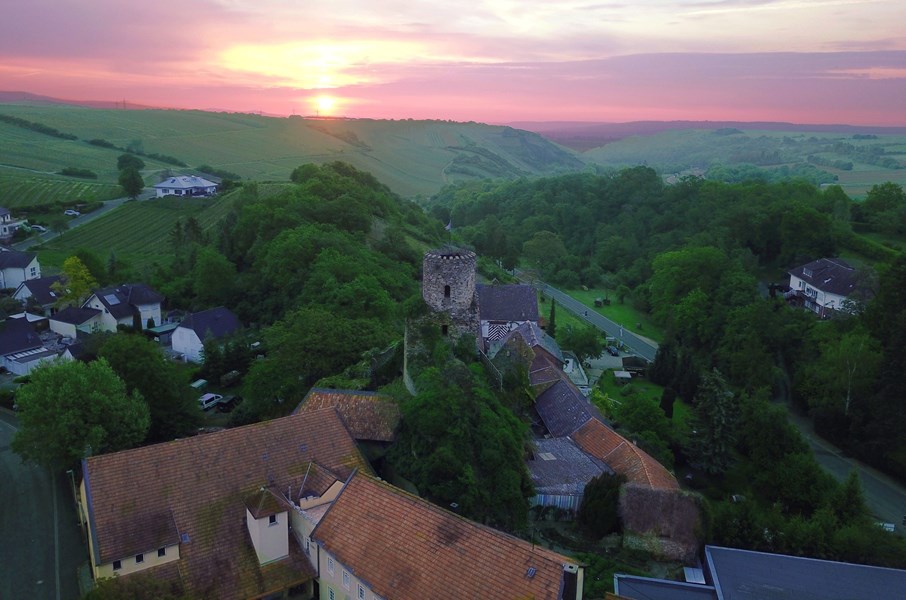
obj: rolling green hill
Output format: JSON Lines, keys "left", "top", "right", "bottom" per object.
{"left": 0, "top": 103, "right": 584, "bottom": 199}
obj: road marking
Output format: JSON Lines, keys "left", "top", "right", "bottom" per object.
{"left": 0, "top": 418, "right": 17, "bottom": 432}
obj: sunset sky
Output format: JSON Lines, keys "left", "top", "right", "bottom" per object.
{"left": 1, "top": 0, "right": 905, "bottom": 125}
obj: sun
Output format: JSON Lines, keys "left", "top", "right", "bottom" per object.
{"left": 314, "top": 95, "right": 336, "bottom": 116}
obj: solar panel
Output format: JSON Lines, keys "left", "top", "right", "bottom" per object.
{"left": 103, "top": 293, "right": 121, "bottom": 305}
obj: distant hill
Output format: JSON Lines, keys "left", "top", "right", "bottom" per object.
{"left": 0, "top": 98, "right": 584, "bottom": 197}
{"left": 509, "top": 120, "right": 906, "bottom": 151}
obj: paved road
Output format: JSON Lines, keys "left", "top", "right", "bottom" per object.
{"left": 0, "top": 410, "right": 88, "bottom": 599}
{"left": 783, "top": 406, "right": 906, "bottom": 534}
{"left": 14, "top": 188, "right": 154, "bottom": 251}
{"left": 517, "top": 275, "right": 659, "bottom": 362}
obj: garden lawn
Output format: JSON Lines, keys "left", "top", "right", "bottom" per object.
{"left": 562, "top": 288, "right": 664, "bottom": 343}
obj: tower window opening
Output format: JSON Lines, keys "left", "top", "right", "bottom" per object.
{"left": 442, "top": 325, "right": 449, "bottom": 336}
{"left": 444, "top": 285, "right": 451, "bottom": 298}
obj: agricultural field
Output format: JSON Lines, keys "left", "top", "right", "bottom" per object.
{"left": 0, "top": 172, "right": 121, "bottom": 209}
{"left": 34, "top": 195, "right": 234, "bottom": 271}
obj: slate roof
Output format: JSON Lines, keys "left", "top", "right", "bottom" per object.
{"left": 83, "top": 409, "right": 368, "bottom": 599}
{"left": 0, "top": 318, "right": 43, "bottom": 356}
{"left": 615, "top": 575, "right": 718, "bottom": 600}
{"left": 477, "top": 283, "right": 539, "bottom": 323}
{"left": 491, "top": 320, "right": 563, "bottom": 364}
{"left": 528, "top": 437, "right": 610, "bottom": 494}
{"left": 16, "top": 275, "right": 62, "bottom": 305}
{"left": 705, "top": 545, "right": 906, "bottom": 600}
{"left": 312, "top": 472, "right": 578, "bottom": 600}
{"left": 153, "top": 175, "right": 218, "bottom": 190}
{"left": 572, "top": 418, "right": 679, "bottom": 490}
{"left": 295, "top": 388, "right": 400, "bottom": 442}
{"left": 0, "top": 248, "right": 36, "bottom": 270}
{"left": 88, "top": 284, "right": 163, "bottom": 320}
{"left": 51, "top": 306, "right": 101, "bottom": 325}
{"left": 177, "top": 306, "right": 241, "bottom": 341}
{"left": 534, "top": 379, "right": 604, "bottom": 438}
{"left": 788, "top": 257, "right": 858, "bottom": 296}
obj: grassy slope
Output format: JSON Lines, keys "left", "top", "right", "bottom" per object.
{"left": 0, "top": 104, "right": 584, "bottom": 198}
{"left": 35, "top": 195, "right": 233, "bottom": 271}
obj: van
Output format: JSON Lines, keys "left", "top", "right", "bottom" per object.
{"left": 198, "top": 393, "right": 223, "bottom": 410}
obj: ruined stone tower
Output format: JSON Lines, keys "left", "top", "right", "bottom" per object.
{"left": 421, "top": 247, "right": 479, "bottom": 336}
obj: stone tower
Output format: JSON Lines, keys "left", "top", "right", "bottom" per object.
{"left": 422, "top": 247, "right": 476, "bottom": 313}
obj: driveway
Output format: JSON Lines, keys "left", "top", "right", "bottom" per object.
{"left": 0, "top": 409, "right": 88, "bottom": 599}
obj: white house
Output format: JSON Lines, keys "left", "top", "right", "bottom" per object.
{"left": 788, "top": 257, "right": 860, "bottom": 317}
{"left": 171, "top": 306, "right": 241, "bottom": 362}
{"left": 13, "top": 275, "right": 62, "bottom": 316}
{"left": 49, "top": 306, "right": 103, "bottom": 338}
{"left": 0, "top": 318, "right": 57, "bottom": 375}
{"left": 153, "top": 176, "right": 217, "bottom": 198}
{"left": 0, "top": 249, "right": 40, "bottom": 290}
{"left": 0, "top": 207, "right": 25, "bottom": 242}
{"left": 81, "top": 284, "right": 163, "bottom": 332}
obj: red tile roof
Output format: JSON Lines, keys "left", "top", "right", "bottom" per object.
{"left": 571, "top": 419, "right": 678, "bottom": 491}
{"left": 83, "top": 409, "right": 369, "bottom": 599}
{"left": 296, "top": 388, "right": 400, "bottom": 442}
{"left": 312, "top": 472, "right": 578, "bottom": 600}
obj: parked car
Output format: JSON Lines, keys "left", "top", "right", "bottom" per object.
{"left": 64, "top": 209, "right": 80, "bottom": 217}
{"left": 198, "top": 393, "right": 224, "bottom": 411}
{"left": 216, "top": 395, "right": 243, "bottom": 413}
{"left": 606, "top": 345, "right": 620, "bottom": 357}
{"left": 30, "top": 225, "right": 47, "bottom": 233}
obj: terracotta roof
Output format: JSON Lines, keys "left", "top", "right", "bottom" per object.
{"left": 788, "top": 257, "right": 858, "bottom": 297}
{"left": 245, "top": 488, "right": 286, "bottom": 519}
{"left": 312, "top": 473, "right": 578, "bottom": 600}
{"left": 295, "top": 388, "right": 400, "bottom": 442}
{"left": 83, "top": 409, "right": 369, "bottom": 599}
{"left": 571, "top": 419, "right": 678, "bottom": 491}
{"left": 477, "top": 283, "right": 539, "bottom": 323}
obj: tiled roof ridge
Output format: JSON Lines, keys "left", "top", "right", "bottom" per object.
{"left": 304, "top": 387, "right": 388, "bottom": 399}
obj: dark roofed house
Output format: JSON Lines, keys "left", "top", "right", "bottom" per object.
{"left": 13, "top": 274, "right": 62, "bottom": 316}
{"left": 528, "top": 437, "right": 610, "bottom": 512}
{"left": 0, "top": 317, "right": 55, "bottom": 375}
{"left": 615, "top": 545, "right": 906, "bottom": 600}
{"left": 171, "top": 306, "right": 242, "bottom": 362}
{"left": 311, "top": 472, "right": 584, "bottom": 600}
{"left": 788, "top": 257, "right": 862, "bottom": 317}
{"left": 153, "top": 175, "right": 218, "bottom": 198}
{"left": 82, "top": 283, "right": 164, "bottom": 332}
{"left": 80, "top": 409, "right": 368, "bottom": 600}
{"left": 534, "top": 378, "right": 604, "bottom": 438}
{"left": 477, "top": 283, "right": 539, "bottom": 347}
{"left": 49, "top": 306, "right": 102, "bottom": 338}
{"left": 0, "top": 248, "right": 40, "bottom": 289}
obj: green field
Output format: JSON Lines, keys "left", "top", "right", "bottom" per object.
{"left": 558, "top": 288, "right": 664, "bottom": 343}
{"left": 0, "top": 172, "right": 121, "bottom": 208}
{"left": 35, "top": 195, "right": 234, "bottom": 271}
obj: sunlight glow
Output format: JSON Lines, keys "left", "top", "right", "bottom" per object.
{"left": 314, "top": 95, "right": 337, "bottom": 115}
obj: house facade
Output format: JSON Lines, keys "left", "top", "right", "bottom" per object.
{"left": 171, "top": 306, "right": 242, "bottom": 362}
{"left": 477, "top": 283, "right": 540, "bottom": 347}
{"left": 81, "top": 284, "right": 163, "bottom": 332}
{"left": 0, "top": 249, "right": 40, "bottom": 289}
{"left": 153, "top": 176, "right": 218, "bottom": 198}
{"left": 13, "top": 275, "right": 62, "bottom": 316}
{"left": 788, "top": 257, "right": 859, "bottom": 317}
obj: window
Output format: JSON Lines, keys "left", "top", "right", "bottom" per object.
{"left": 305, "top": 538, "right": 310, "bottom": 555}
{"left": 328, "top": 588, "right": 335, "bottom": 600}
{"left": 328, "top": 556, "right": 335, "bottom": 575}
{"left": 441, "top": 324, "right": 449, "bottom": 336}
{"left": 358, "top": 585, "right": 366, "bottom": 599}
{"left": 112, "top": 560, "right": 122, "bottom": 571}
{"left": 29, "top": 267, "right": 36, "bottom": 277}
{"left": 444, "top": 285, "right": 451, "bottom": 298}
{"left": 135, "top": 553, "right": 144, "bottom": 564}
{"left": 268, "top": 514, "right": 277, "bottom": 526}
{"left": 343, "top": 570, "right": 350, "bottom": 589}
{"left": 157, "top": 547, "right": 166, "bottom": 558}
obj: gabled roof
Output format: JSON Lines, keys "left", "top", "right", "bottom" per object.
{"left": 572, "top": 418, "right": 678, "bottom": 490}
{"left": 295, "top": 388, "right": 400, "bottom": 442}
{"left": 15, "top": 275, "right": 62, "bottom": 305}
{"left": 88, "top": 284, "right": 163, "bottom": 319}
{"left": 83, "top": 409, "right": 368, "bottom": 599}
{"left": 0, "top": 248, "right": 36, "bottom": 270}
{"left": 534, "top": 378, "right": 604, "bottom": 438}
{"left": 153, "top": 175, "right": 218, "bottom": 190}
{"left": 491, "top": 320, "right": 563, "bottom": 364}
{"left": 528, "top": 437, "right": 610, "bottom": 494}
{"left": 312, "top": 472, "right": 577, "bottom": 600}
{"left": 51, "top": 306, "right": 101, "bottom": 325}
{"left": 788, "top": 257, "right": 858, "bottom": 297}
{"left": 177, "top": 306, "right": 241, "bottom": 341}
{"left": 0, "top": 318, "right": 43, "bottom": 356}
{"left": 0, "top": 207, "right": 9, "bottom": 217}
{"left": 477, "top": 283, "right": 539, "bottom": 323}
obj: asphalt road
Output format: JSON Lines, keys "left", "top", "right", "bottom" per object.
{"left": 524, "top": 278, "right": 659, "bottom": 362}
{"left": 0, "top": 410, "right": 88, "bottom": 600}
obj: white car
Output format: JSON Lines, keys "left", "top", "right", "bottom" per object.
{"left": 64, "top": 209, "right": 80, "bottom": 217}
{"left": 30, "top": 225, "right": 47, "bottom": 233}
{"left": 198, "top": 393, "right": 224, "bottom": 410}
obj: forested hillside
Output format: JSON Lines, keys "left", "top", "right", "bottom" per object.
{"left": 428, "top": 169, "right": 906, "bottom": 565}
